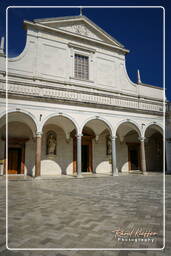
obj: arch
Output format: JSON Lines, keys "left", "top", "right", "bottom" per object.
{"left": 0, "top": 109, "right": 38, "bottom": 134}
{"left": 144, "top": 122, "right": 163, "bottom": 173}
{"left": 39, "top": 112, "right": 79, "bottom": 134}
{"left": 80, "top": 116, "right": 114, "bottom": 136}
{"left": 0, "top": 109, "right": 38, "bottom": 176}
{"left": 114, "top": 119, "right": 142, "bottom": 137}
{"left": 143, "top": 122, "right": 163, "bottom": 137}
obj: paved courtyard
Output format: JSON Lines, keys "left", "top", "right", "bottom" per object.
{"left": 0, "top": 174, "right": 170, "bottom": 256}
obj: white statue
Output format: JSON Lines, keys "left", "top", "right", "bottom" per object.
{"left": 47, "top": 133, "right": 56, "bottom": 155}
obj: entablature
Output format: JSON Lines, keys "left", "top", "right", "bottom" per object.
{"left": 0, "top": 74, "right": 163, "bottom": 115}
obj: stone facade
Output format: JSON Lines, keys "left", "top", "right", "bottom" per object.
{"left": 0, "top": 15, "right": 164, "bottom": 176}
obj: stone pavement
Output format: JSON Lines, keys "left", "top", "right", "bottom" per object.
{"left": 0, "top": 174, "right": 170, "bottom": 256}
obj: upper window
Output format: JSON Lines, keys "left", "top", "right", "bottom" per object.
{"left": 74, "top": 54, "right": 89, "bottom": 80}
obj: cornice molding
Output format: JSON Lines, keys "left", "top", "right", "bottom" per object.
{"left": 68, "top": 42, "right": 96, "bottom": 53}
{"left": 0, "top": 92, "right": 163, "bottom": 117}
{"left": 0, "top": 79, "right": 163, "bottom": 115}
{"left": 24, "top": 20, "right": 129, "bottom": 54}
{"left": 0, "top": 71, "right": 164, "bottom": 103}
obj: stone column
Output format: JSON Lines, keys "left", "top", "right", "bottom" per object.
{"left": 76, "top": 134, "right": 82, "bottom": 177}
{"left": 111, "top": 136, "right": 118, "bottom": 176}
{"left": 139, "top": 137, "right": 147, "bottom": 173}
{"left": 35, "top": 132, "right": 42, "bottom": 177}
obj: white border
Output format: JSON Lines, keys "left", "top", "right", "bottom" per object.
{"left": 5, "top": 5, "right": 165, "bottom": 251}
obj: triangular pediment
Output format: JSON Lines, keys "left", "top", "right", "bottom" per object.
{"left": 51, "top": 21, "right": 104, "bottom": 42}
{"left": 34, "top": 16, "right": 125, "bottom": 49}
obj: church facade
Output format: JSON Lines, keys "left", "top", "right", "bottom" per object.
{"left": 0, "top": 15, "right": 164, "bottom": 177}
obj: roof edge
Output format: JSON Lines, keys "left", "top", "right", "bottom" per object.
{"left": 33, "top": 15, "right": 125, "bottom": 49}
{"left": 139, "top": 82, "right": 163, "bottom": 90}
{"left": 24, "top": 20, "right": 129, "bottom": 54}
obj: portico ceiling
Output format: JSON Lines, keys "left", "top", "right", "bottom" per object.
{"left": 0, "top": 112, "right": 37, "bottom": 135}
{"left": 83, "top": 119, "right": 111, "bottom": 137}
{"left": 43, "top": 116, "right": 76, "bottom": 138}
{"left": 116, "top": 122, "right": 141, "bottom": 138}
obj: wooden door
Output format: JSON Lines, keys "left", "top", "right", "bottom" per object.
{"left": 128, "top": 143, "right": 140, "bottom": 171}
{"left": 8, "top": 148, "right": 22, "bottom": 174}
{"left": 73, "top": 136, "right": 93, "bottom": 173}
{"left": 82, "top": 145, "right": 89, "bottom": 172}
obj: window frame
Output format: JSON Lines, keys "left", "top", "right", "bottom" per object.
{"left": 74, "top": 52, "right": 89, "bottom": 81}
{"left": 68, "top": 43, "right": 95, "bottom": 83}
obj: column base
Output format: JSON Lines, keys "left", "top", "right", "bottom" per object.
{"left": 112, "top": 173, "right": 119, "bottom": 176}
{"left": 143, "top": 171, "right": 148, "bottom": 176}
{"left": 34, "top": 176, "right": 41, "bottom": 179}
{"left": 77, "top": 174, "right": 83, "bottom": 178}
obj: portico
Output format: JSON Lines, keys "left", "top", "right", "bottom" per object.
{"left": 0, "top": 108, "right": 163, "bottom": 177}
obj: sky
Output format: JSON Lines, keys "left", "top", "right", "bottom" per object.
{"left": 0, "top": 0, "right": 170, "bottom": 100}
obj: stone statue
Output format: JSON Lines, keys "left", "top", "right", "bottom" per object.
{"left": 47, "top": 132, "right": 56, "bottom": 155}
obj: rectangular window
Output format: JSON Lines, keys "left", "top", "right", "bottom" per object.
{"left": 74, "top": 54, "right": 89, "bottom": 80}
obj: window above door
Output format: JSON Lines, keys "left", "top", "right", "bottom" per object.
{"left": 68, "top": 43, "right": 95, "bottom": 83}
{"left": 74, "top": 54, "right": 89, "bottom": 80}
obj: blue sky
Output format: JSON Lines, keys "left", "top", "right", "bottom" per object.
{"left": 0, "top": 0, "right": 170, "bottom": 100}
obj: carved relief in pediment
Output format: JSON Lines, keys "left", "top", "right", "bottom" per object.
{"left": 58, "top": 24, "right": 102, "bottom": 41}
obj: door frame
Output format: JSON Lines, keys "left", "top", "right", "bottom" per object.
{"left": 127, "top": 142, "right": 141, "bottom": 171}
{"left": 3, "top": 138, "right": 28, "bottom": 175}
{"left": 73, "top": 135, "right": 93, "bottom": 173}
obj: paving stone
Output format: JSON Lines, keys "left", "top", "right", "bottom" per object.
{"left": 0, "top": 175, "right": 170, "bottom": 256}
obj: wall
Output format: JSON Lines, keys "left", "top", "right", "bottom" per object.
{"left": 41, "top": 124, "right": 73, "bottom": 176}
{"left": 145, "top": 133, "right": 163, "bottom": 172}
{"left": 25, "top": 139, "right": 35, "bottom": 176}
{"left": 93, "top": 133, "right": 112, "bottom": 174}
{"left": 116, "top": 140, "right": 129, "bottom": 172}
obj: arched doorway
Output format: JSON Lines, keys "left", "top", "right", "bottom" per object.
{"left": 145, "top": 124, "right": 163, "bottom": 172}
{"left": 78, "top": 118, "right": 113, "bottom": 175}
{"left": 41, "top": 114, "right": 77, "bottom": 175}
{"left": 115, "top": 121, "right": 141, "bottom": 173}
{"left": 0, "top": 111, "right": 37, "bottom": 175}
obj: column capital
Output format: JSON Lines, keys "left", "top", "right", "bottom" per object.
{"left": 76, "top": 134, "right": 83, "bottom": 138}
{"left": 139, "top": 136, "right": 146, "bottom": 142}
{"left": 110, "top": 136, "right": 117, "bottom": 141}
{"left": 95, "top": 135, "right": 99, "bottom": 143}
{"left": 36, "top": 132, "right": 43, "bottom": 137}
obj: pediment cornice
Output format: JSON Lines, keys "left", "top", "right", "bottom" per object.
{"left": 24, "top": 16, "right": 129, "bottom": 54}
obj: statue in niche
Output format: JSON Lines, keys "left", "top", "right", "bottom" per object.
{"left": 106, "top": 136, "right": 112, "bottom": 155}
{"left": 47, "top": 131, "right": 56, "bottom": 155}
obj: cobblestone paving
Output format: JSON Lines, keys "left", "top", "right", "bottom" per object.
{"left": 0, "top": 175, "right": 170, "bottom": 256}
